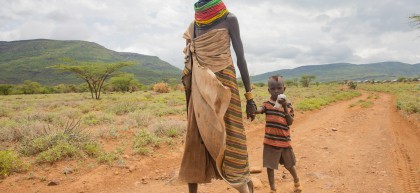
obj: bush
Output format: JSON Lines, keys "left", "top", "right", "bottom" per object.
{"left": 0, "top": 150, "right": 28, "bottom": 177}
{"left": 97, "top": 152, "right": 118, "bottom": 165}
{"left": 19, "top": 120, "right": 102, "bottom": 164}
{"left": 151, "top": 120, "right": 186, "bottom": 138}
{"left": 254, "top": 82, "right": 265, "bottom": 87}
{"left": 153, "top": 82, "right": 170, "bottom": 93}
{"left": 132, "top": 130, "right": 161, "bottom": 155}
{"left": 173, "top": 84, "right": 185, "bottom": 91}
{"left": 35, "top": 142, "right": 78, "bottom": 164}
{"left": 348, "top": 82, "right": 357, "bottom": 90}
{"left": 0, "top": 84, "right": 13, "bottom": 95}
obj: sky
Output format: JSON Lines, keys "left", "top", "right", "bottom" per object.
{"left": 0, "top": 0, "right": 419, "bottom": 75}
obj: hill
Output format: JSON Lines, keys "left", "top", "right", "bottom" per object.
{"left": 0, "top": 39, "right": 181, "bottom": 85}
{"left": 250, "top": 62, "right": 420, "bottom": 83}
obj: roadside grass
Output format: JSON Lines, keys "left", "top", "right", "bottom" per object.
{"left": 359, "top": 83, "right": 419, "bottom": 114}
{"left": 250, "top": 83, "right": 361, "bottom": 111}
{"left": 349, "top": 99, "right": 374, "bottom": 108}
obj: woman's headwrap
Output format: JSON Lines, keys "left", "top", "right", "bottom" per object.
{"left": 194, "top": 0, "right": 229, "bottom": 29}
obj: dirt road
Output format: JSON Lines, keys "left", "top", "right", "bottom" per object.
{"left": 2, "top": 93, "right": 419, "bottom": 193}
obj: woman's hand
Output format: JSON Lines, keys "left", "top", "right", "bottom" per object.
{"left": 246, "top": 99, "right": 257, "bottom": 121}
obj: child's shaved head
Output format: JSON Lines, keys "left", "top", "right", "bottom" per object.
{"left": 267, "top": 75, "right": 286, "bottom": 101}
{"left": 268, "top": 75, "right": 285, "bottom": 86}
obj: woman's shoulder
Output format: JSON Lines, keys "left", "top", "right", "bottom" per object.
{"left": 226, "top": 13, "right": 238, "bottom": 22}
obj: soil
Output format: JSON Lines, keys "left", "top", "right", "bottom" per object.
{"left": 1, "top": 92, "right": 419, "bottom": 193}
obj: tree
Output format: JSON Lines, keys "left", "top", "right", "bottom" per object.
{"left": 300, "top": 75, "right": 316, "bottom": 87}
{"left": 21, "top": 80, "right": 41, "bottom": 94}
{"left": 50, "top": 60, "right": 134, "bottom": 99}
{"left": 0, "top": 84, "right": 12, "bottom": 95}
{"left": 109, "top": 73, "right": 141, "bottom": 92}
{"left": 285, "top": 80, "right": 297, "bottom": 87}
{"left": 410, "top": 14, "right": 420, "bottom": 28}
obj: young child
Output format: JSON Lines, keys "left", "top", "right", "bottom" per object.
{"left": 256, "top": 75, "right": 301, "bottom": 192}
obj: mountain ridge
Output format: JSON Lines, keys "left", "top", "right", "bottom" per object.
{"left": 250, "top": 61, "right": 420, "bottom": 82}
{"left": 0, "top": 39, "right": 181, "bottom": 85}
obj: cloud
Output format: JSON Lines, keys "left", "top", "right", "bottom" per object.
{"left": 0, "top": 0, "right": 419, "bottom": 75}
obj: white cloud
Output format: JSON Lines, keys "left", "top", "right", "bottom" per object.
{"left": 0, "top": 0, "right": 419, "bottom": 75}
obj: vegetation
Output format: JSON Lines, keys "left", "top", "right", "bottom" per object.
{"left": 108, "top": 73, "right": 141, "bottom": 92}
{"left": 2, "top": 82, "right": 418, "bottom": 178}
{"left": 410, "top": 14, "right": 420, "bottom": 28}
{"left": 251, "top": 62, "right": 420, "bottom": 83}
{"left": 300, "top": 75, "right": 316, "bottom": 87}
{"left": 50, "top": 59, "right": 134, "bottom": 99}
{"left": 0, "top": 39, "right": 181, "bottom": 85}
{"left": 18, "top": 120, "right": 101, "bottom": 164}
{"left": 153, "top": 82, "right": 170, "bottom": 93}
{"left": 359, "top": 83, "right": 419, "bottom": 114}
{"left": 0, "top": 150, "right": 28, "bottom": 177}
{"left": 248, "top": 83, "right": 361, "bottom": 112}
{"left": 348, "top": 81, "right": 357, "bottom": 90}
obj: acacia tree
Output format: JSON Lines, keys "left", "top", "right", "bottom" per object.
{"left": 410, "top": 14, "right": 420, "bottom": 28}
{"left": 300, "top": 75, "right": 316, "bottom": 87}
{"left": 51, "top": 60, "right": 134, "bottom": 99}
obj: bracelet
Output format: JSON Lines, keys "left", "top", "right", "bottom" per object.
{"left": 244, "top": 92, "right": 253, "bottom": 100}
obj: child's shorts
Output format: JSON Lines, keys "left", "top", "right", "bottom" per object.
{"left": 263, "top": 144, "right": 296, "bottom": 170}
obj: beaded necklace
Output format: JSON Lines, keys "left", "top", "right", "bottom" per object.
{"left": 194, "top": 0, "right": 229, "bottom": 29}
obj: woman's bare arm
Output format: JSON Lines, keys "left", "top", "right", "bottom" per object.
{"left": 227, "top": 13, "right": 252, "bottom": 93}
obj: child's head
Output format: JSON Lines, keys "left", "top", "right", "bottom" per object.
{"left": 268, "top": 76, "right": 286, "bottom": 100}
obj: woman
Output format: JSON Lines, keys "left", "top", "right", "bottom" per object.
{"left": 179, "top": 0, "right": 257, "bottom": 192}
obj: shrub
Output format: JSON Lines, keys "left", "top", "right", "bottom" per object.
{"left": 83, "top": 143, "right": 103, "bottom": 157}
{"left": 173, "top": 84, "right": 185, "bottom": 91}
{"left": 153, "top": 82, "right": 170, "bottom": 93}
{"left": 0, "top": 150, "right": 28, "bottom": 177}
{"left": 348, "top": 82, "right": 357, "bottom": 90}
{"left": 109, "top": 102, "right": 138, "bottom": 115}
{"left": 151, "top": 120, "right": 186, "bottom": 138}
{"left": 19, "top": 120, "right": 102, "bottom": 164}
{"left": 35, "top": 142, "right": 78, "bottom": 164}
{"left": 129, "top": 111, "right": 155, "bottom": 128}
{"left": 97, "top": 152, "right": 118, "bottom": 165}
{"left": 132, "top": 130, "right": 160, "bottom": 155}
{"left": 254, "top": 82, "right": 265, "bottom": 87}
{"left": 237, "top": 80, "right": 244, "bottom": 88}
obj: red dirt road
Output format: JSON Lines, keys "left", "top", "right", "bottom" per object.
{"left": 1, "top": 93, "right": 419, "bottom": 193}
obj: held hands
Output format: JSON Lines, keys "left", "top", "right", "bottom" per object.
{"left": 246, "top": 99, "right": 257, "bottom": 121}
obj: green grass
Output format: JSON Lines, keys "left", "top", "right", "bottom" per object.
{"left": 249, "top": 83, "right": 361, "bottom": 111}
{"left": 359, "top": 83, "right": 420, "bottom": 114}
{"left": 350, "top": 100, "right": 374, "bottom": 108}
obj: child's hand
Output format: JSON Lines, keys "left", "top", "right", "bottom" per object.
{"left": 274, "top": 94, "right": 287, "bottom": 109}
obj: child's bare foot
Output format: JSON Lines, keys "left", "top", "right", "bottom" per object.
{"left": 294, "top": 181, "right": 302, "bottom": 193}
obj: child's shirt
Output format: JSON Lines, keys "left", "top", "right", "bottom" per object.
{"left": 260, "top": 100, "right": 295, "bottom": 148}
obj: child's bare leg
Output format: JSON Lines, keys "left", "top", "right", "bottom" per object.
{"left": 285, "top": 166, "right": 299, "bottom": 183}
{"left": 267, "top": 168, "right": 276, "bottom": 191}
{"left": 285, "top": 166, "right": 301, "bottom": 192}
{"left": 188, "top": 183, "right": 198, "bottom": 193}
